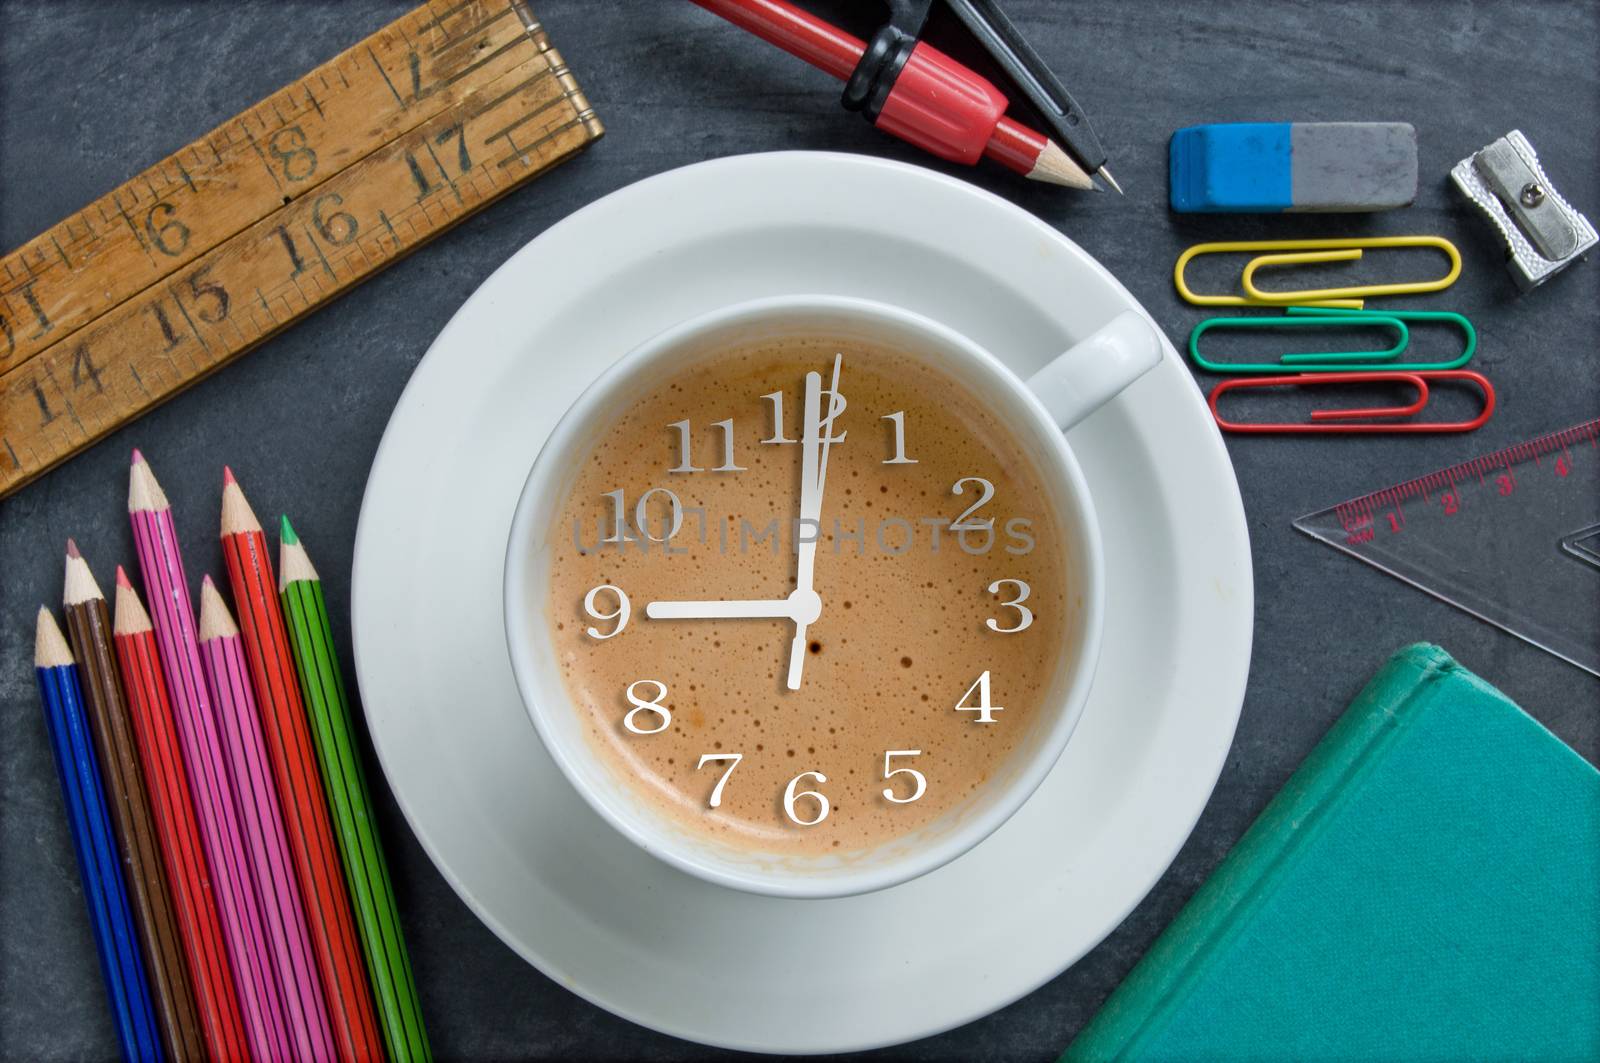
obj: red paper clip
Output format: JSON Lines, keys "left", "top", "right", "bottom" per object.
{"left": 1209, "top": 370, "right": 1496, "bottom": 433}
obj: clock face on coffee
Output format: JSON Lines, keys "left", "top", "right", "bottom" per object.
{"left": 548, "top": 336, "right": 1072, "bottom": 853}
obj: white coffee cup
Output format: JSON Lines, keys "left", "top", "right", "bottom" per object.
{"left": 505, "top": 295, "right": 1160, "bottom": 898}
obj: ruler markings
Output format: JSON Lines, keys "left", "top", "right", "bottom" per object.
{"left": 369, "top": 45, "right": 408, "bottom": 107}
{"left": 376, "top": 210, "right": 402, "bottom": 248}
{"left": 1337, "top": 420, "right": 1600, "bottom": 521}
{"left": 485, "top": 92, "right": 568, "bottom": 147}
{"left": 419, "top": 0, "right": 479, "bottom": 36}
{"left": 421, "top": 140, "right": 466, "bottom": 206}
{"left": 0, "top": 0, "right": 545, "bottom": 378}
{"left": 497, "top": 114, "right": 585, "bottom": 169}
{"left": 430, "top": 35, "right": 529, "bottom": 96}
{"left": 434, "top": 7, "right": 515, "bottom": 56}
{"left": 111, "top": 195, "right": 154, "bottom": 261}
{"left": 300, "top": 224, "right": 338, "bottom": 281}
{"left": 475, "top": 65, "right": 555, "bottom": 117}
{"left": 0, "top": 2, "right": 601, "bottom": 496}
{"left": 41, "top": 362, "right": 86, "bottom": 434}
{"left": 240, "top": 123, "right": 287, "bottom": 194}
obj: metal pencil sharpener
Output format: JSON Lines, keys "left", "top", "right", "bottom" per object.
{"left": 1451, "top": 130, "right": 1596, "bottom": 291}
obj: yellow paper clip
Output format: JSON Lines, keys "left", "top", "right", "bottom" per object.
{"left": 1175, "top": 236, "right": 1462, "bottom": 309}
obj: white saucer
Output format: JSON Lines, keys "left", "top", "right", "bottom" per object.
{"left": 352, "top": 152, "right": 1253, "bottom": 1054}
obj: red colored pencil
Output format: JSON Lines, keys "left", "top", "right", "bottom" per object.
{"left": 221, "top": 468, "right": 384, "bottom": 1062}
{"left": 112, "top": 568, "right": 252, "bottom": 1062}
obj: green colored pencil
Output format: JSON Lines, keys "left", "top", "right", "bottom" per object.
{"left": 278, "top": 516, "right": 432, "bottom": 1063}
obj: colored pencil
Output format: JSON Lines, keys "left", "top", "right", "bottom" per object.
{"left": 197, "top": 576, "right": 337, "bottom": 1063}
{"left": 220, "top": 470, "right": 384, "bottom": 1062}
{"left": 113, "top": 568, "right": 253, "bottom": 1063}
{"left": 280, "top": 516, "right": 434, "bottom": 1062}
{"left": 34, "top": 607, "right": 163, "bottom": 1063}
{"left": 64, "top": 543, "right": 206, "bottom": 1062}
{"left": 128, "top": 448, "right": 295, "bottom": 1062}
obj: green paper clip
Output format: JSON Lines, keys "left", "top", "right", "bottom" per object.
{"left": 1188, "top": 307, "right": 1476, "bottom": 374}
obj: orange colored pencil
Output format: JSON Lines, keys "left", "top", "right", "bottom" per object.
{"left": 220, "top": 468, "right": 383, "bottom": 1063}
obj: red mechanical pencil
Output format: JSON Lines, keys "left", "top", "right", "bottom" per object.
{"left": 691, "top": 0, "right": 1098, "bottom": 189}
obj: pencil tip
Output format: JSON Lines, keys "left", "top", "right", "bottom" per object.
{"left": 35, "top": 606, "right": 73, "bottom": 666}
{"left": 196, "top": 576, "right": 238, "bottom": 639}
{"left": 222, "top": 465, "right": 236, "bottom": 486}
{"left": 115, "top": 565, "right": 132, "bottom": 588}
{"left": 1027, "top": 138, "right": 1095, "bottom": 191}
{"left": 131, "top": 447, "right": 145, "bottom": 465}
{"left": 65, "top": 538, "right": 80, "bottom": 559}
{"left": 279, "top": 515, "right": 298, "bottom": 546}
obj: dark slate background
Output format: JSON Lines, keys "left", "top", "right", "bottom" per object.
{"left": 2, "top": 2, "right": 1596, "bottom": 1059}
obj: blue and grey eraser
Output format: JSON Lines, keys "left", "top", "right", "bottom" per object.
{"left": 1169, "top": 122, "right": 1417, "bottom": 213}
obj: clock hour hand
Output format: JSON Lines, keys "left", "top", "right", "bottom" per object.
{"left": 646, "top": 588, "right": 822, "bottom": 622}
{"left": 646, "top": 598, "right": 796, "bottom": 621}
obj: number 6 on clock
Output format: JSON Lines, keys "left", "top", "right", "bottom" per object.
{"left": 695, "top": 753, "right": 742, "bottom": 808}
{"left": 783, "top": 771, "right": 830, "bottom": 826}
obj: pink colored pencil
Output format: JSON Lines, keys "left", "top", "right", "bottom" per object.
{"left": 128, "top": 449, "right": 294, "bottom": 1062}
{"left": 198, "top": 577, "right": 336, "bottom": 1063}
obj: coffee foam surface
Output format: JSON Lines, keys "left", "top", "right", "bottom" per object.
{"left": 546, "top": 336, "right": 1078, "bottom": 857}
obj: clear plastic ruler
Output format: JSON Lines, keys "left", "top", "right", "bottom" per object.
{"left": 1295, "top": 419, "right": 1600, "bottom": 676}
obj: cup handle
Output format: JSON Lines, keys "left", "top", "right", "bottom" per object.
{"left": 1025, "top": 310, "right": 1163, "bottom": 431}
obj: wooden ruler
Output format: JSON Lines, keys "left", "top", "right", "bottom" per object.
{"left": 0, "top": 0, "right": 602, "bottom": 497}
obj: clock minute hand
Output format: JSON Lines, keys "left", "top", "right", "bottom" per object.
{"left": 786, "top": 369, "right": 826, "bottom": 690}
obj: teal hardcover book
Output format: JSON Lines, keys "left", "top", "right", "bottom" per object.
{"left": 1064, "top": 644, "right": 1600, "bottom": 1062}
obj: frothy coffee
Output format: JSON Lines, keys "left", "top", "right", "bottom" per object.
{"left": 546, "top": 335, "right": 1076, "bottom": 856}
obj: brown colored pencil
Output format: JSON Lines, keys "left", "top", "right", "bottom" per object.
{"left": 63, "top": 541, "right": 206, "bottom": 1062}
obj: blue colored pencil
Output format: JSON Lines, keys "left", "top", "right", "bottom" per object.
{"left": 34, "top": 606, "right": 164, "bottom": 1062}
